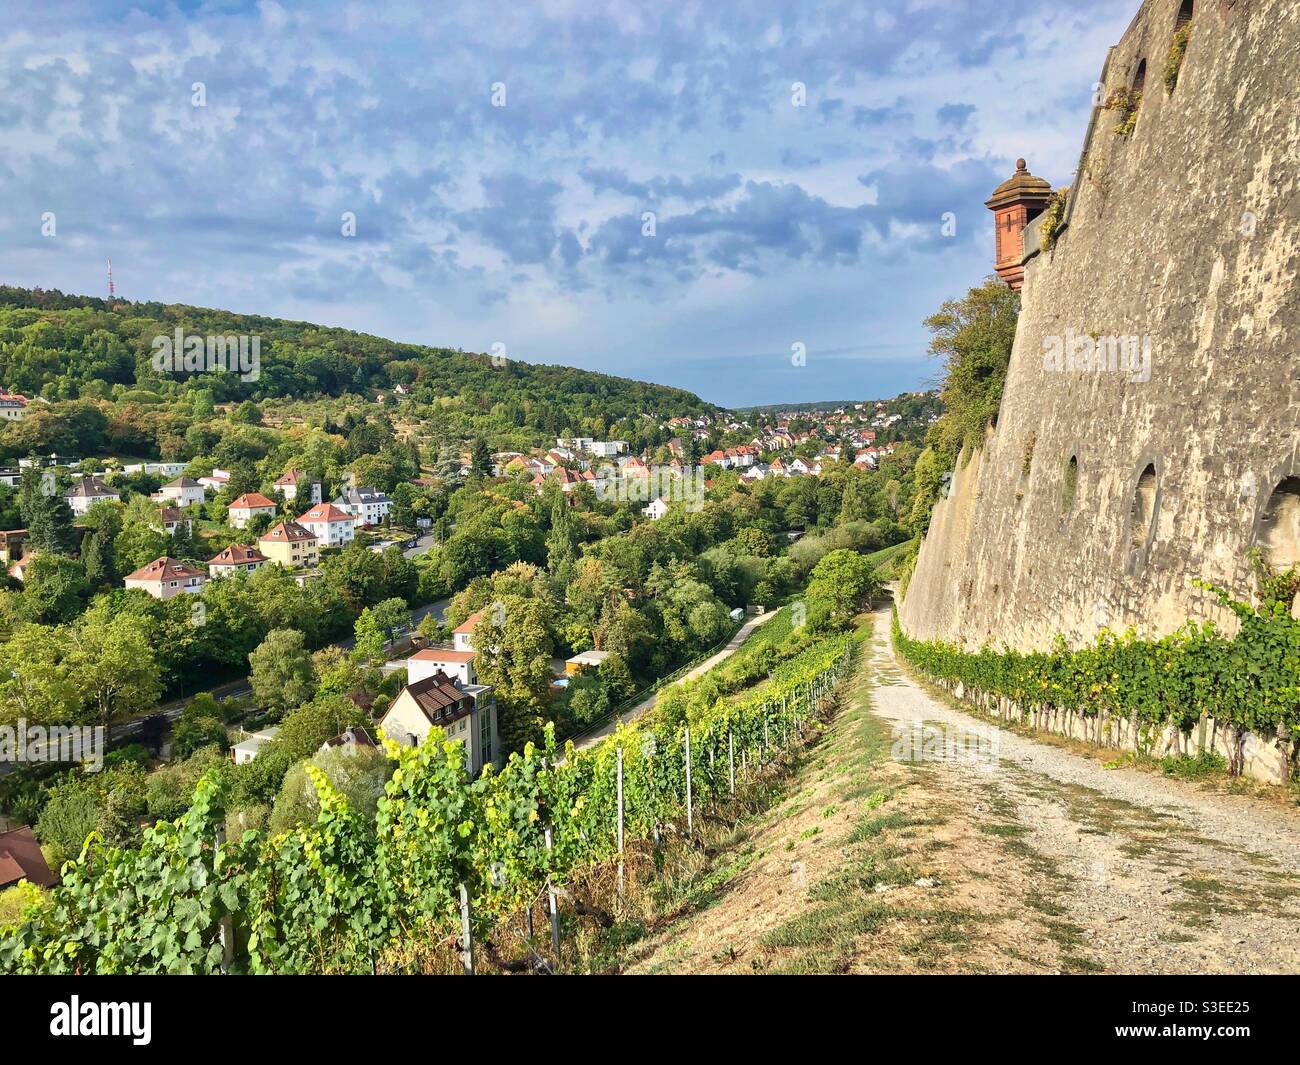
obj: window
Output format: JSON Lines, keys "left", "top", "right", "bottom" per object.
{"left": 1133, "top": 58, "right": 1147, "bottom": 95}
{"left": 1259, "top": 477, "right": 1300, "bottom": 570}
{"left": 479, "top": 707, "right": 494, "bottom": 768}
{"left": 1128, "top": 464, "right": 1159, "bottom": 568}
{"left": 1176, "top": 0, "right": 1194, "bottom": 29}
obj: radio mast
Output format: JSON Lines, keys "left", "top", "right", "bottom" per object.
{"left": 107, "top": 258, "right": 115, "bottom": 300}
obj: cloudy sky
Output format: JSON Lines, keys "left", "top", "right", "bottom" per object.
{"left": 1, "top": 0, "right": 1135, "bottom": 407}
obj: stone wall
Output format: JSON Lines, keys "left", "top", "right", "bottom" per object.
{"left": 900, "top": 0, "right": 1300, "bottom": 652}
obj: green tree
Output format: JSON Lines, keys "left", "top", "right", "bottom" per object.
{"left": 248, "top": 629, "right": 316, "bottom": 715}
{"left": 472, "top": 596, "right": 554, "bottom": 753}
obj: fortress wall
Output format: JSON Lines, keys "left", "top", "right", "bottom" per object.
{"left": 900, "top": 0, "right": 1300, "bottom": 651}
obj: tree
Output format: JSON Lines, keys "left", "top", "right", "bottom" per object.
{"left": 17, "top": 469, "right": 74, "bottom": 555}
{"left": 20, "top": 556, "right": 88, "bottom": 624}
{"left": 68, "top": 612, "right": 162, "bottom": 728}
{"left": 268, "top": 746, "right": 393, "bottom": 834}
{"left": 807, "top": 549, "right": 879, "bottom": 626}
{"left": 924, "top": 278, "right": 1020, "bottom": 461}
{"left": 470, "top": 439, "right": 492, "bottom": 478}
{"left": 248, "top": 629, "right": 316, "bottom": 714}
{"left": 352, "top": 598, "right": 409, "bottom": 665}
{"left": 472, "top": 596, "right": 554, "bottom": 753}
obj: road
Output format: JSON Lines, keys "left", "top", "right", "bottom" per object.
{"left": 571, "top": 609, "right": 778, "bottom": 752}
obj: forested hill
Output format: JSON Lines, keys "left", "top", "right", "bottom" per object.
{"left": 0, "top": 285, "right": 716, "bottom": 429}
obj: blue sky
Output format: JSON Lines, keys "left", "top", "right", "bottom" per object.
{"left": 0, "top": 0, "right": 1135, "bottom": 407}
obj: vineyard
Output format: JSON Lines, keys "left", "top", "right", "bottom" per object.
{"left": 0, "top": 613, "right": 862, "bottom": 974}
{"left": 892, "top": 570, "right": 1300, "bottom": 778}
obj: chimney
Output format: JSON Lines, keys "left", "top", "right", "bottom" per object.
{"left": 985, "top": 158, "right": 1053, "bottom": 290}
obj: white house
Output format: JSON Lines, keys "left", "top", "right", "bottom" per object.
{"left": 227, "top": 492, "right": 278, "bottom": 529}
{"left": 334, "top": 487, "right": 392, "bottom": 526}
{"left": 452, "top": 610, "right": 484, "bottom": 653}
{"left": 232, "top": 727, "right": 278, "bottom": 764}
{"left": 123, "top": 556, "right": 207, "bottom": 599}
{"left": 0, "top": 392, "right": 29, "bottom": 421}
{"left": 406, "top": 647, "right": 478, "bottom": 687}
{"left": 377, "top": 671, "right": 497, "bottom": 775}
{"left": 198, "top": 468, "right": 232, "bottom": 493}
{"left": 643, "top": 497, "right": 670, "bottom": 520}
{"left": 296, "top": 502, "right": 357, "bottom": 548}
{"left": 590, "top": 440, "right": 628, "bottom": 458}
{"left": 65, "top": 476, "right": 119, "bottom": 516}
{"left": 157, "top": 476, "right": 206, "bottom": 507}
{"left": 274, "top": 469, "right": 322, "bottom": 505}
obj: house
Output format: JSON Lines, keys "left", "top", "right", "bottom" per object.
{"left": 227, "top": 492, "right": 278, "bottom": 529}
{"left": 529, "top": 467, "right": 582, "bottom": 495}
{"left": 197, "top": 468, "right": 232, "bottom": 493}
{"left": 297, "top": 502, "right": 357, "bottom": 548}
{"left": 0, "top": 467, "right": 21, "bottom": 488}
{"left": 258, "top": 521, "right": 319, "bottom": 569}
{"left": 232, "top": 727, "right": 278, "bottom": 765}
{"left": 65, "top": 476, "right": 119, "bottom": 516}
{"left": 590, "top": 441, "right": 627, "bottom": 458}
{"left": 274, "top": 469, "right": 322, "bottom": 505}
{"left": 123, "top": 461, "right": 187, "bottom": 478}
{"left": 377, "top": 670, "right": 497, "bottom": 775}
{"left": 0, "top": 826, "right": 57, "bottom": 889}
{"left": 156, "top": 476, "right": 206, "bottom": 507}
{"left": 319, "top": 726, "right": 378, "bottom": 754}
{"left": 207, "top": 543, "right": 270, "bottom": 578}
{"left": 124, "top": 556, "right": 207, "bottom": 599}
{"left": 0, "top": 392, "right": 29, "bottom": 422}
{"left": 153, "top": 507, "right": 192, "bottom": 537}
{"left": 407, "top": 647, "right": 478, "bottom": 687}
{"left": 565, "top": 649, "right": 610, "bottom": 676}
{"left": 452, "top": 610, "right": 484, "bottom": 653}
{"left": 643, "top": 497, "right": 670, "bottom": 520}
{"left": 333, "top": 487, "right": 393, "bottom": 526}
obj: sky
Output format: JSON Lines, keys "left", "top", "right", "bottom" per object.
{"left": 0, "top": 0, "right": 1137, "bottom": 408}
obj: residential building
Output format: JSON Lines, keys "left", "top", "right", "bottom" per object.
{"left": 123, "top": 461, "right": 187, "bottom": 478}
{"left": 7, "top": 551, "right": 39, "bottom": 584}
{"left": 124, "top": 556, "right": 207, "bottom": 599}
{"left": 297, "top": 502, "right": 357, "bottom": 548}
{"left": 407, "top": 647, "right": 478, "bottom": 687}
{"left": 258, "top": 520, "right": 319, "bottom": 569}
{"left": 232, "top": 727, "right": 278, "bottom": 765}
{"left": 65, "top": 476, "right": 119, "bottom": 516}
{"left": 643, "top": 497, "right": 670, "bottom": 520}
{"left": 333, "top": 487, "right": 393, "bottom": 526}
{"left": 156, "top": 476, "right": 206, "bottom": 507}
{"left": 319, "top": 726, "right": 377, "bottom": 754}
{"left": 0, "top": 467, "right": 20, "bottom": 488}
{"left": 377, "top": 670, "right": 497, "bottom": 775}
{"left": 154, "top": 507, "right": 192, "bottom": 537}
{"left": 207, "top": 543, "right": 270, "bottom": 577}
{"left": 227, "top": 492, "right": 278, "bottom": 529}
{"left": 198, "top": 468, "right": 232, "bottom": 493}
{"left": 452, "top": 610, "right": 484, "bottom": 653}
{"left": 0, "top": 392, "right": 29, "bottom": 422}
{"left": 274, "top": 469, "right": 322, "bottom": 505}
{"left": 590, "top": 440, "right": 627, "bottom": 458}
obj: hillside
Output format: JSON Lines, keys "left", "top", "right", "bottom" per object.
{"left": 0, "top": 284, "right": 717, "bottom": 456}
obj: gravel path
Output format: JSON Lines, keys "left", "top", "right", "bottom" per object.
{"left": 870, "top": 606, "right": 1300, "bottom": 974}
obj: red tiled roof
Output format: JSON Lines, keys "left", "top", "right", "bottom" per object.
{"left": 125, "top": 556, "right": 206, "bottom": 582}
{"left": 229, "top": 492, "right": 276, "bottom": 510}
{"left": 453, "top": 609, "right": 485, "bottom": 635}
{"left": 411, "top": 648, "right": 476, "bottom": 663}
{"left": 298, "top": 503, "right": 356, "bottom": 524}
